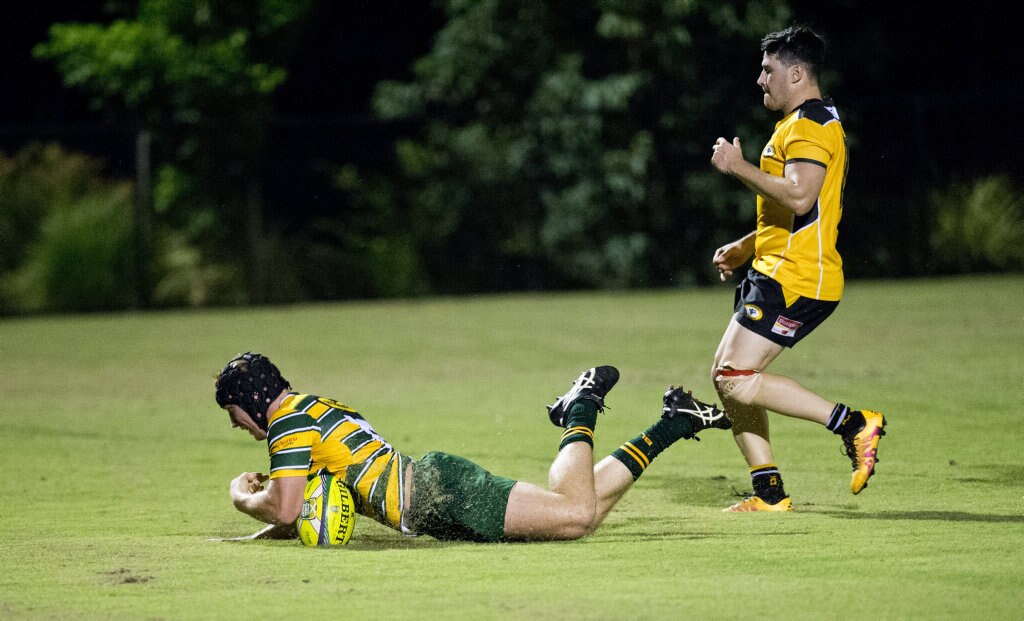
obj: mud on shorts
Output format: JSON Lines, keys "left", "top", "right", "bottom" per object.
{"left": 734, "top": 269, "right": 839, "bottom": 348}
{"left": 406, "top": 451, "right": 517, "bottom": 543}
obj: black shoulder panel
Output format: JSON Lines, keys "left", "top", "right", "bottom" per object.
{"left": 797, "top": 100, "right": 839, "bottom": 126}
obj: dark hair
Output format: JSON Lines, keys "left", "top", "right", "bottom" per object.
{"left": 761, "top": 26, "right": 826, "bottom": 77}
{"left": 214, "top": 352, "right": 290, "bottom": 430}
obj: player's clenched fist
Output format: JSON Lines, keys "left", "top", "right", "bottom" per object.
{"left": 230, "top": 471, "right": 268, "bottom": 499}
{"left": 710, "top": 137, "right": 743, "bottom": 174}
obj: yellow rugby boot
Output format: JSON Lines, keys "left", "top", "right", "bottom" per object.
{"left": 723, "top": 495, "right": 794, "bottom": 512}
{"left": 842, "top": 410, "right": 887, "bottom": 494}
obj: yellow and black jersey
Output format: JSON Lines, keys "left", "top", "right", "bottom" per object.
{"left": 266, "top": 393, "right": 411, "bottom": 532}
{"left": 752, "top": 98, "right": 848, "bottom": 301}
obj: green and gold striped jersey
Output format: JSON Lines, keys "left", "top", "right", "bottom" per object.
{"left": 266, "top": 393, "right": 411, "bottom": 532}
{"left": 752, "top": 98, "right": 848, "bottom": 302}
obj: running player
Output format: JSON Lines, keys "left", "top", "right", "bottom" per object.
{"left": 708, "top": 25, "right": 887, "bottom": 511}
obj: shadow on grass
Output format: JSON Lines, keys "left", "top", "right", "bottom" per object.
{"left": 809, "top": 509, "right": 1024, "bottom": 523}
{"left": 654, "top": 474, "right": 745, "bottom": 508}
{"left": 949, "top": 463, "right": 1024, "bottom": 486}
{"left": 592, "top": 530, "right": 810, "bottom": 545}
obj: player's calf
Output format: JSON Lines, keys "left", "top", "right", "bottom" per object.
{"left": 611, "top": 385, "right": 729, "bottom": 482}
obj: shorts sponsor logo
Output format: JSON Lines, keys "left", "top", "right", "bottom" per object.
{"left": 763, "top": 145, "right": 775, "bottom": 157}
{"left": 743, "top": 304, "right": 764, "bottom": 321}
{"left": 771, "top": 315, "right": 803, "bottom": 338}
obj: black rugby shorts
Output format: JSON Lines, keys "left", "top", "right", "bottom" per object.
{"left": 733, "top": 269, "right": 839, "bottom": 347}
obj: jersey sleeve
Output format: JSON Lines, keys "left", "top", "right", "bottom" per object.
{"left": 783, "top": 120, "right": 833, "bottom": 167}
{"left": 266, "top": 410, "right": 318, "bottom": 479}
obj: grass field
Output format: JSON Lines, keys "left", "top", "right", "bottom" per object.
{"left": 2, "top": 274, "right": 1022, "bottom": 619}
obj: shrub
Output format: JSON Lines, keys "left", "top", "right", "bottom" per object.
{"left": 150, "top": 231, "right": 245, "bottom": 307}
{"left": 8, "top": 189, "right": 136, "bottom": 313}
{"left": 930, "top": 175, "right": 1024, "bottom": 273}
{"left": 0, "top": 143, "right": 114, "bottom": 273}
{"left": 0, "top": 143, "right": 141, "bottom": 314}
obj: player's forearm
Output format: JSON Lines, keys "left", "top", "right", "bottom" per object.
{"left": 721, "top": 231, "right": 756, "bottom": 264}
{"left": 730, "top": 162, "right": 814, "bottom": 215}
{"left": 233, "top": 490, "right": 279, "bottom": 524}
{"left": 735, "top": 230, "right": 756, "bottom": 253}
{"left": 232, "top": 488, "right": 296, "bottom": 525}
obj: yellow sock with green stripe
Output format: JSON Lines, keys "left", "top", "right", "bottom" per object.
{"left": 559, "top": 400, "right": 599, "bottom": 450}
{"left": 612, "top": 415, "right": 694, "bottom": 480}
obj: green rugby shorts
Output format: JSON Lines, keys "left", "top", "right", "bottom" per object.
{"left": 407, "top": 451, "right": 517, "bottom": 542}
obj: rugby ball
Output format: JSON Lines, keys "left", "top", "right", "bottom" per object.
{"left": 296, "top": 471, "right": 356, "bottom": 546}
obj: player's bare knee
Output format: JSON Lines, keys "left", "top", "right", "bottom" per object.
{"left": 714, "top": 363, "right": 763, "bottom": 407}
{"left": 548, "top": 519, "right": 590, "bottom": 541}
{"left": 560, "top": 502, "right": 596, "bottom": 540}
{"left": 558, "top": 524, "right": 589, "bottom": 540}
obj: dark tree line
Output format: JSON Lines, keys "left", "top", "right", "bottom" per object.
{"left": 1, "top": 0, "right": 1019, "bottom": 313}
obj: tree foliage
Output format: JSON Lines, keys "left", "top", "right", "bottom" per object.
{"left": 341, "top": 0, "right": 791, "bottom": 295}
{"left": 0, "top": 143, "right": 135, "bottom": 313}
{"left": 33, "top": 0, "right": 313, "bottom": 305}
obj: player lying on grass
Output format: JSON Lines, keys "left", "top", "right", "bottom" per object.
{"left": 213, "top": 352, "right": 731, "bottom": 542}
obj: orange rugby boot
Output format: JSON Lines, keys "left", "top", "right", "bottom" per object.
{"left": 842, "top": 410, "right": 887, "bottom": 494}
{"left": 723, "top": 495, "right": 794, "bottom": 512}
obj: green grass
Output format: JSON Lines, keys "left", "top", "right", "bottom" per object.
{"left": 2, "top": 274, "right": 1022, "bottom": 619}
